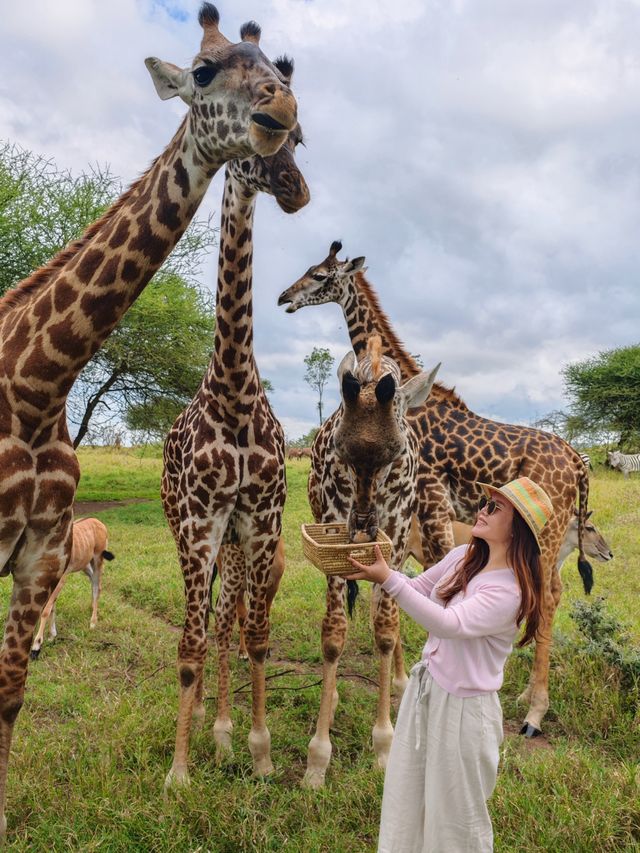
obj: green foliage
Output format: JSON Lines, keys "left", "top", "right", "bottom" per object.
{"left": 0, "top": 142, "right": 118, "bottom": 296}
{"left": 304, "top": 347, "right": 335, "bottom": 425}
{"left": 290, "top": 427, "right": 319, "bottom": 449}
{"left": 571, "top": 597, "right": 640, "bottom": 693}
{"left": 563, "top": 344, "right": 640, "bottom": 449}
{"left": 0, "top": 140, "right": 217, "bottom": 444}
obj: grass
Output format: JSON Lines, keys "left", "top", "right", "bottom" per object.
{"left": 1, "top": 451, "right": 638, "bottom": 851}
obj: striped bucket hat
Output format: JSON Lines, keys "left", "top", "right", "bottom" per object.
{"left": 477, "top": 476, "right": 554, "bottom": 552}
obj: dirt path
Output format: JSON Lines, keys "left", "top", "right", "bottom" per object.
{"left": 74, "top": 498, "right": 153, "bottom": 516}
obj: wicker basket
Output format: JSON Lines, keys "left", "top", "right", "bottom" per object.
{"left": 301, "top": 523, "right": 392, "bottom": 576}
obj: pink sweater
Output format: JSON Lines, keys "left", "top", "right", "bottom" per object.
{"left": 381, "top": 545, "right": 522, "bottom": 697}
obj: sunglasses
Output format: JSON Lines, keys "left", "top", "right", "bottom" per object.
{"left": 478, "top": 496, "right": 498, "bottom": 515}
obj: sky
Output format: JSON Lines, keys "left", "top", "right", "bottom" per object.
{"left": 1, "top": 0, "right": 639, "bottom": 441}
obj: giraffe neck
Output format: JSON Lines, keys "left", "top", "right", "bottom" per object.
{"left": 341, "top": 272, "right": 421, "bottom": 380}
{"left": 340, "top": 272, "right": 468, "bottom": 408}
{"left": 0, "top": 120, "right": 223, "bottom": 426}
{"left": 204, "top": 171, "right": 259, "bottom": 411}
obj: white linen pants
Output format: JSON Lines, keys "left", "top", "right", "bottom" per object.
{"left": 377, "top": 662, "right": 503, "bottom": 853}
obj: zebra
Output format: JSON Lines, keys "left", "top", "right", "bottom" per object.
{"left": 579, "top": 452, "right": 592, "bottom": 471}
{"left": 607, "top": 450, "right": 640, "bottom": 478}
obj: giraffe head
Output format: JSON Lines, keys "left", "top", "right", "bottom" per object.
{"left": 145, "top": 3, "right": 298, "bottom": 163}
{"left": 226, "top": 57, "right": 310, "bottom": 213}
{"left": 277, "top": 240, "right": 363, "bottom": 311}
{"left": 334, "top": 336, "right": 439, "bottom": 543}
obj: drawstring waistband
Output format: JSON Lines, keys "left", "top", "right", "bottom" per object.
{"left": 411, "top": 661, "right": 432, "bottom": 750}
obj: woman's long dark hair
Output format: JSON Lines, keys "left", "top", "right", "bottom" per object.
{"left": 438, "top": 511, "right": 544, "bottom": 646}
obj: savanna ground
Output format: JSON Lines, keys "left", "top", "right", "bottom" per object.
{"left": 1, "top": 446, "right": 638, "bottom": 851}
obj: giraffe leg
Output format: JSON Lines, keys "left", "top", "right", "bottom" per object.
{"left": 30, "top": 571, "right": 70, "bottom": 659}
{"left": 391, "top": 625, "right": 408, "bottom": 698}
{"left": 214, "top": 547, "right": 244, "bottom": 760}
{"left": 519, "top": 575, "right": 560, "bottom": 736}
{"left": 165, "top": 555, "right": 214, "bottom": 792}
{"left": 371, "top": 586, "right": 399, "bottom": 769}
{"left": 89, "top": 556, "right": 103, "bottom": 630}
{"left": 243, "top": 536, "right": 282, "bottom": 778}
{"left": 303, "top": 576, "right": 348, "bottom": 789}
{"left": 417, "top": 497, "right": 456, "bottom": 567}
{"left": 236, "top": 591, "right": 248, "bottom": 660}
{"left": 1, "top": 536, "right": 70, "bottom": 838}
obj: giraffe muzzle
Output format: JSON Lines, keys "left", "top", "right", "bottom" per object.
{"left": 277, "top": 290, "right": 299, "bottom": 312}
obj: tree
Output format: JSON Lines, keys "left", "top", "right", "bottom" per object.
{"left": 0, "top": 142, "right": 216, "bottom": 444}
{"left": 562, "top": 344, "right": 640, "bottom": 449}
{"left": 0, "top": 142, "right": 119, "bottom": 295}
{"left": 72, "top": 271, "right": 214, "bottom": 445}
{"left": 304, "top": 347, "right": 335, "bottom": 425}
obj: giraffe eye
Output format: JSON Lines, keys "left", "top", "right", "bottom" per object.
{"left": 312, "top": 273, "right": 326, "bottom": 282}
{"left": 193, "top": 66, "right": 218, "bottom": 87}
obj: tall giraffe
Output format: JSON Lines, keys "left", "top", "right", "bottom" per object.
{"left": 161, "top": 77, "right": 309, "bottom": 787}
{"left": 278, "top": 241, "right": 592, "bottom": 739}
{"left": 299, "top": 336, "right": 437, "bottom": 788}
{"left": 0, "top": 4, "right": 298, "bottom": 836}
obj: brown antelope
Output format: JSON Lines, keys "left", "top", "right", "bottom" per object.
{"left": 30, "top": 518, "right": 114, "bottom": 659}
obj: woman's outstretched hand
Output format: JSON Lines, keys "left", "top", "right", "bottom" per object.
{"left": 346, "top": 544, "right": 392, "bottom": 584}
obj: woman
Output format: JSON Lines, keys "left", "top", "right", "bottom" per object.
{"left": 347, "top": 476, "right": 553, "bottom": 853}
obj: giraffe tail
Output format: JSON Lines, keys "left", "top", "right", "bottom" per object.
{"left": 346, "top": 580, "right": 359, "bottom": 618}
{"left": 102, "top": 550, "right": 115, "bottom": 561}
{"left": 577, "top": 466, "right": 594, "bottom": 595}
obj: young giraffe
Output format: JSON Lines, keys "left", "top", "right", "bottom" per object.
{"left": 279, "top": 241, "right": 593, "bottom": 739}
{"left": 0, "top": 4, "right": 298, "bottom": 836}
{"left": 300, "top": 337, "right": 438, "bottom": 788}
{"left": 161, "top": 91, "right": 309, "bottom": 787}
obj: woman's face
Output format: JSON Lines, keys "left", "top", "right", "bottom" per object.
{"left": 471, "top": 490, "right": 514, "bottom": 547}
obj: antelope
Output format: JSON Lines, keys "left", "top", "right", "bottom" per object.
{"left": 30, "top": 518, "right": 114, "bottom": 659}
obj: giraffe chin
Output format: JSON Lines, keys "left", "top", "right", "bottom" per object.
{"left": 249, "top": 124, "right": 289, "bottom": 157}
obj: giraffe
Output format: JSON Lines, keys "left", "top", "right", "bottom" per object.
{"left": 299, "top": 336, "right": 438, "bottom": 788}
{"left": 0, "top": 4, "right": 298, "bottom": 836}
{"left": 161, "top": 86, "right": 310, "bottom": 788}
{"left": 278, "top": 241, "right": 593, "bottom": 739}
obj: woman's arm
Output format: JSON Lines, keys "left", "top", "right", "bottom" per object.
{"left": 346, "top": 544, "right": 465, "bottom": 598}
{"left": 382, "top": 571, "right": 521, "bottom": 638}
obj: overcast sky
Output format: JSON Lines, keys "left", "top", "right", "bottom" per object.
{"left": 1, "top": 0, "right": 639, "bottom": 440}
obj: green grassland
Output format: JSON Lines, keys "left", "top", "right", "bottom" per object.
{"left": 0, "top": 449, "right": 638, "bottom": 851}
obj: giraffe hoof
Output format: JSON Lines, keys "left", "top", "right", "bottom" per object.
{"left": 520, "top": 723, "right": 542, "bottom": 738}
{"left": 302, "top": 768, "right": 326, "bottom": 790}
{"left": 29, "top": 648, "right": 41, "bottom": 661}
{"left": 164, "top": 766, "right": 190, "bottom": 794}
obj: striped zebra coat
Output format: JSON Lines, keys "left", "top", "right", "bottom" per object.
{"left": 608, "top": 450, "right": 640, "bottom": 478}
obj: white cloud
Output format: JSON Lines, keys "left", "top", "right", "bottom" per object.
{"left": 1, "top": 0, "right": 639, "bottom": 439}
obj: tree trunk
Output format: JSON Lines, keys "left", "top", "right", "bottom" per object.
{"left": 73, "top": 370, "right": 122, "bottom": 448}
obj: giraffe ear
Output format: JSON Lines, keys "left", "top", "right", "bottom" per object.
{"left": 399, "top": 363, "right": 440, "bottom": 410}
{"left": 145, "top": 58, "right": 195, "bottom": 103}
{"left": 344, "top": 256, "right": 365, "bottom": 273}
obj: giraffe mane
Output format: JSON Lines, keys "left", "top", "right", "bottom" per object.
{"left": 0, "top": 120, "right": 187, "bottom": 322}
{"left": 355, "top": 270, "right": 469, "bottom": 411}
{"left": 367, "top": 334, "right": 383, "bottom": 379}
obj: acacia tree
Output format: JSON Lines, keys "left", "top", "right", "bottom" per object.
{"left": 304, "top": 347, "right": 335, "bottom": 425}
{"left": 0, "top": 141, "right": 216, "bottom": 444}
{"left": 72, "top": 271, "right": 214, "bottom": 445}
{"left": 562, "top": 344, "right": 640, "bottom": 449}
